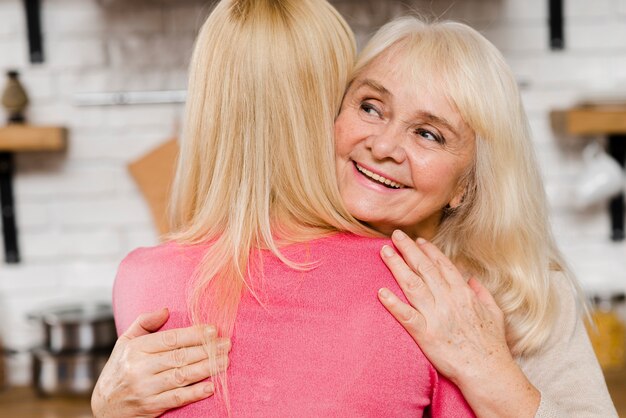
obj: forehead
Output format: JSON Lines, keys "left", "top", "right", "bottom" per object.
{"left": 357, "top": 45, "right": 446, "bottom": 102}
{"left": 354, "top": 49, "right": 472, "bottom": 139}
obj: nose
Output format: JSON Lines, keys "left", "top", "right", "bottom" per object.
{"left": 366, "top": 124, "right": 406, "bottom": 162}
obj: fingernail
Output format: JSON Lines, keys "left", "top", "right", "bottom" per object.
{"left": 204, "top": 326, "right": 217, "bottom": 338}
{"left": 416, "top": 237, "right": 426, "bottom": 245}
{"left": 217, "top": 338, "right": 231, "bottom": 351}
{"left": 204, "top": 382, "right": 215, "bottom": 394}
{"left": 392, "top": 230, "right": 407, "bottom": 240}
{"left": 381, "top": 245, "right": 395, "bottom": 257}
{"left": 378, "top": 288, "right": 391, "bottom": 299}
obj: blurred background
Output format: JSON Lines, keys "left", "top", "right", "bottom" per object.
{"left": 0, "top": 0, "right": 625, "bottom": 416}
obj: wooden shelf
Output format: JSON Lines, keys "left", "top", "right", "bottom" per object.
{"left": 0, "top": 124, "right": 68, "bottom": 263}
{"left": 0, "top": 125, "right": 67, "bottom": 152}
{"left": 551, "top": 106, "right": 626, "bottom": 136}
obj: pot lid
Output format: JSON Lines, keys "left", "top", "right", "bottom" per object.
{"left": 31, "top": 303, "right": 113, "bottom": 325}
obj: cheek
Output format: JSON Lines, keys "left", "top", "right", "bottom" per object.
{"left": 334, "top": 111, "right": 364, "bottom": 159}
{"left": 333, "top": 119, "right": 350, "bottom": 157}
{"left": 409, "top": 155, "right": 464, "bottom": 196}
{"left": 410, "top": 154, "right": 443, "bottom": 181}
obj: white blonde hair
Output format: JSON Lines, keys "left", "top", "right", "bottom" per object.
{"left": 168, "top": 0, "right": 375, "bottom": 408}
{"left": 355, "top": 17, "right": 581, "bottom": 356}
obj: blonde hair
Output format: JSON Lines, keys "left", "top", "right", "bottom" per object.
{"left": 168, "top": 0, "right": 374, "bottom": 408}
{"left": 354, "top": 17, "right": 580, "bottom": 356}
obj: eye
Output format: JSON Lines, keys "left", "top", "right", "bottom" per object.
{"left": 360, "top": 102, "right": 382, "bottom": 118}
{"left": 416, "top": 128, "right": 444, "bottom": 144}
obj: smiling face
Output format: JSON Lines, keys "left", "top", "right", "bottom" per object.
{"left": 334, "top": 48, "right": 476, "bottom": 239}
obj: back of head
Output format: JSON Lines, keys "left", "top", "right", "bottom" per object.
{"left": 354, "top": 17, "right": 568, "bottom": 356}
{"left": 171, "top": 0, "right": 362, "bottom": 242}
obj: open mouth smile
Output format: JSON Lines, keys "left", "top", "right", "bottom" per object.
{"left": 354, "top": 162, "right": 406, "bottom": 189}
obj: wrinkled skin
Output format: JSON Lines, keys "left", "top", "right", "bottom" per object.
{"left": 377, "top": 231, "right": 540, "bottom": 418}
{"left": 91, "top": 308, "right": 230, "bottom": 418}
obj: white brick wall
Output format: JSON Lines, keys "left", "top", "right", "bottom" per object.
{"left": 0, "top": 0, "right": 625, "bottom": 386}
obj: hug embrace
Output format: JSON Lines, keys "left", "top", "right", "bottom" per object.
{"left": 91, "top": 0, "right": 617, "bottom": 417}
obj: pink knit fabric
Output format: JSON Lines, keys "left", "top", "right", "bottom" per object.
{"left": 113, "top": 233, "right": 475, "bottom": 417}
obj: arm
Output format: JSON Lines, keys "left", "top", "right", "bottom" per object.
{"left": 378, "top": 231, "right": 617, "bottom": 417}
{"left": 91, "top": 309, "right": 230, "bottom": 418}
{"left": 517, "top": 275, "right": 617, "bottom": 418}
{"left": 377, "top": 231, "right": 538, "bottom": 418}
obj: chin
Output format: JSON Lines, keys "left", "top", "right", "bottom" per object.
{"left": 350, "top": 211, "right": 393, "bottom": 236}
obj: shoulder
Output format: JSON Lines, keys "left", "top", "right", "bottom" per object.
{"left": 548, "top": 269, "right": 578, "bottom": 297}
{"left": 517, "top": 269, "right": 585, "bottom": 359}
{"left": 307, "top": 232, "right": 391, "bottom": 257}
{"left": 519, "top": 270, "right": 617, "bottom": 417}
{"left": 114, "top": 241, "right": 207, "bottom": 299}
{"left": 117, "top": 241, "right": 206, "bottom": 279}
{"left": 547, "top": 270, "right": 584, "bottom": 337}
{"left": 112, "top": 241, "right": 207, "bottom": 333}
{"left": 302, "top": 233, "right": 394, "bottom": 276}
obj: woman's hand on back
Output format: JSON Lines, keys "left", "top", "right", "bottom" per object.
{"left": 377, "top": 230, "right": 540, "bottom": 418}
{"left": 91, "top": 308, "right": 230, "bottom": 418}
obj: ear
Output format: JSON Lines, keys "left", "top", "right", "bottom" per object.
{"left": 448, "top": 184, "right": 467, "bottom": 209}
{"left": 449, "top": 166, "right": 474, "bottom": 210}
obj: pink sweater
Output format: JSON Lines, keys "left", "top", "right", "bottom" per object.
{"left": 113, "top": 233, "right": 474, "bottom": 417}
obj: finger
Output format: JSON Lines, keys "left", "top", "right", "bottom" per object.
{"left": 380, "top": 244, "right": 433, "bottom": 309}
{"left": 378, "top": 287, "right": 426, "bottom": 338}
{"left": 467, "top": 277, "right": 499, "bottom": 310}
{"left": 391, "top": 230, "right": 449, "bottom": 295}
{"left": 148, "top": 339, "right": 232, "bottom": 374}
{"left": 152, "top": 356, "right": 229, "bottom": 393}
{"left": 415, "top": 238, "right": 466, "bottom": 287}
{"left": 121, "top": 308, "right": 170, "bottom": 340}
{"left": 148, "top": 381, "right": 215, "bottom": 413}
{"left": 140, "top": 325, "right": 217, "bottom": 354}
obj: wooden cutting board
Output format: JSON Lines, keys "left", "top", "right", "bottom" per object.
{"left": 127, "top": 139, "right": 178, "bottom": 237}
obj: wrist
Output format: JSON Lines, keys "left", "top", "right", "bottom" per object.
{"left": 454, "top": 354, "right": 540, "bottom": 418}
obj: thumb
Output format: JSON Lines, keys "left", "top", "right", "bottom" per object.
{"left": 122, "top": 307, "right": 169, "bottom": 339}
{"left": 468, "top": 277, "right": 499, "bottom": 310}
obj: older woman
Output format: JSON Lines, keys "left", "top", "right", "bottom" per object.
{"left": 93, "top": 11, "right": 617, "bottom": 418}
{"left": 334, "top": 17, "right": 616, "bottom": 417}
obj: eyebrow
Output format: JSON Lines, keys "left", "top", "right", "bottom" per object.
{"left": 353, "top": 79, "right": 391, "bottom": 97}
{"left": 354, "top": 78, "right": 463, "bottom": 137}
{"left": 417, "top": 112, "right": 457, "bottom": 135}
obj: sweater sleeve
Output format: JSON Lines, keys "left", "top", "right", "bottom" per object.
{"left": 517, "top": 274, "right": 617, "bottom": 418}
{"left": 112, "top": 247, "right": 151, "bottom": 336}
{"left": 430, "top": 373, "right": 476, "bottom": 417}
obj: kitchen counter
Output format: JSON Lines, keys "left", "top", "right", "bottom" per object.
{"left": 1, "top": 375, "right": 625, "bottom": 417}
{"left": 0, "top": 386, "right": 92, "bottom": 418}
{"left": 606, "top": 368, "right": 626, "bottom": 417}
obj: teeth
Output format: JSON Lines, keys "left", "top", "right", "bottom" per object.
{"left": 355, "top": 163, "right": 404, "bottom": 189}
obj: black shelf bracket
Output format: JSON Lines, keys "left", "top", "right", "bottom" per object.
{"left": 608, "top": 135, "right": 626, "bottom": 241}
{"left": 23, "top": 0, "right": 44, "bottom": 64}
{"left": 549, "top": 0, "right": 564, "bottom": 50}
{"left": 0, "top": 152, "right": 20, "bottom": 263}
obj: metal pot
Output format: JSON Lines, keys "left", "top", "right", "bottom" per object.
{"left": 32, "top": 348, "right": 109, "bottom": 397}
{"left": 30, "top": 303, "right": 116, "bottom": 353}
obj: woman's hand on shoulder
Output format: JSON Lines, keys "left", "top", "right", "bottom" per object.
{"left": 378, "top": 230, "right": 540, "bottom": 418}
{"left": 91, "top": 308, "right": 230, "bottom": 418}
